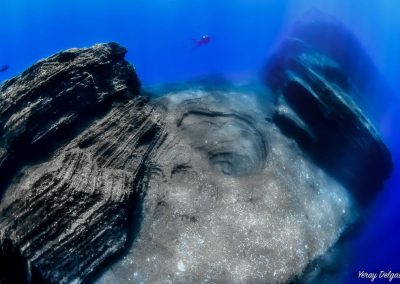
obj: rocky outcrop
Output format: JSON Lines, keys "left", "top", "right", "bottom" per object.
{"left": 0, "top": 43, "right": 165, "bottom": 284}
{"left": 0, "top": 43, "right": 140, "bottom": 195}
{"left": 275, "top": 9, "right": 396, "bottom": 124}
{"left": 266, "top": 12, "right": 393, "bottom": 204}
{"left": 0, "top": 100, "right": 165, "bottom": 284}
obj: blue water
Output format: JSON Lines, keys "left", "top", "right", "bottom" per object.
{"left": 1, "top": 0, "right": 399, "bottom": 282}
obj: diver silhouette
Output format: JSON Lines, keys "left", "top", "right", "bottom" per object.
{"left": 0, "top": 65, "right": 9, "bottom": 73}
{"left": 193, "top": 35, "right": 211, "bottom": 47}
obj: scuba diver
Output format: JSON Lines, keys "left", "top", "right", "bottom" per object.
{"left": 193, "top": 35, "right": 211, "bottom": 47}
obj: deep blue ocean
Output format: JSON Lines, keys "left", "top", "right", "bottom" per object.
{"left": 1, "top": 0, "right": 399, "bottom": 283}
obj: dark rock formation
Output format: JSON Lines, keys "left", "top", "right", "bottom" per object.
{"left": 0, "top": 43, "right": 165, "bottom": 284}
{"left": 277, "top": 9, "right": 396, "bottom": 124}
{"left": 0, "top": 100, "right": 165, "bottom": 284}
{"left": 266, "top": 13, "right": 393, "bottom": 204}
{"left": 0, "top": 42, "right": 140, "bottom": 196}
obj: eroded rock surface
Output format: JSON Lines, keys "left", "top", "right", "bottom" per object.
{"left": 0, "top": 42, "right": 140, "bottom": 194}
{"left": 96, "top": 89, "right": 354, "bottom": 283}
{"left": 0, "top": 43, "right": 165, "bottom": 284}
{"left": 0, "top": 100, "right": 165, "bottom": 284}
{"left": 269, "top": 9, "right": 396, "bottom": 124}
{"left": 266, "top": 12, "right": 393, "bottom": 204}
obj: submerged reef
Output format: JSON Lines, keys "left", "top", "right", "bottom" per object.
{"left": 0, "top": 12, "right": 393, "bottom": 284}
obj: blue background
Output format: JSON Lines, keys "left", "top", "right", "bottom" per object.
{"left": 1, "top": 0, "right": 399, "bottom": 282}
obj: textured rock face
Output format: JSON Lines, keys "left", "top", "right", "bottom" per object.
{"left": 266, "top": 13, "right": 393, "bottom": 204}
{"left": 0, "top": 100, "right": 165, "bottom": 284}
{"left": 97, "top": 89, "right": 354, "bottom": 283}
{"left": 0, "top": 42, "right": 140, "bottom": 195}
{"left": 0, "top": 43, "right": 164, "bottom": 284}
{"left": 0, "top": 14, "right": 394, "bottom": 284}
{"left": 274, "top": 9, "right": 396, "bottom": 124}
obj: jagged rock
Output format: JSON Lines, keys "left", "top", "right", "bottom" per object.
{"left": 0, "top": 43, "right": 165, "bottom": 284}
{"left": 0, "top": 42, "right": 140, "bottom": 195}
{"left": 265, "top": 14, "right": 393, "bottom": 204}
{"left": 0, "top": 100, "right": 165, "bottom": 284}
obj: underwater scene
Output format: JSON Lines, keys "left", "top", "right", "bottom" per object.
{"left": 0, "top": 0, "right": 399, "bottom": 283}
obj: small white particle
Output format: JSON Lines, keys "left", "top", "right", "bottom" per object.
{"left": 177, "top": 261, "right": 186, "bottom": 272}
